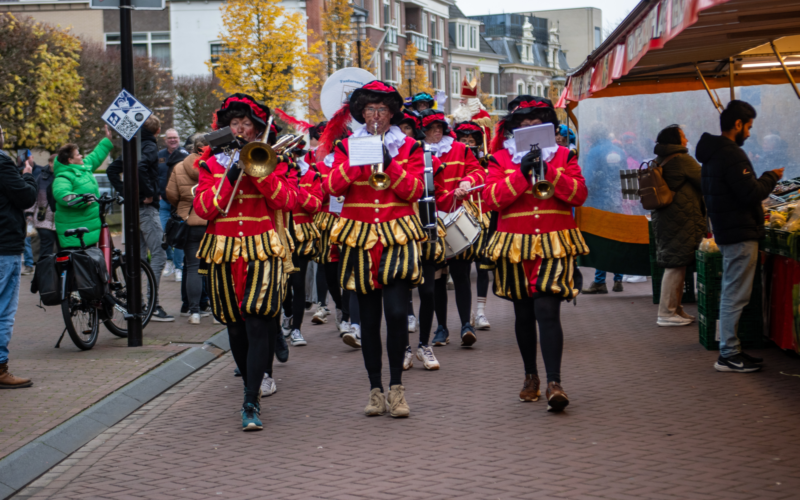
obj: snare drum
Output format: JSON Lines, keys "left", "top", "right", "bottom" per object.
{"left": 418, "top": 149, "right": 438, "bottom": 242}
{"left": 439, "top": 206, "right": 481, "bottom": 259}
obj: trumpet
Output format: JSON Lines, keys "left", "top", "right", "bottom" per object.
{"left": 529, "top": 143, "right": 555, "bottom": 200}
{"left": 479, "top": 129, "right": 489, "bottom": 168}
{"left": 368, "top": 123, "right": 391, "bottom": 190}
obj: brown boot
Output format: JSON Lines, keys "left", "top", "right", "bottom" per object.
{"left": 519, "top": 374, "right": 541, "bottom": 402}
{"left": 546, "top": 381, "right": 569, "bottom": 412}
{"left": 581, "top": 282, "right": 608, "bottom": 294}
{"left": 0, "top": 363, "right": 33, "bottom": 389}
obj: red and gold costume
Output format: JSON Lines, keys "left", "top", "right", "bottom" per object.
{"left": 291, "top": 166, "right": 323, "bottom": 258}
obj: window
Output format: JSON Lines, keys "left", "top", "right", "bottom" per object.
{"left": 209, "top": 42, "right": 234, "bottom": 65}
{"left": 466, "top": 68, "right": 474, "bottom": 83}
{"left": 457, "top": 24, "right": 466, "bottom": 49}
{"left": 451, "top": 69, "right": 460, "bottom": 95}
{"left": 537, "top": 83, "right": 544, "bottom": 96}
{"left": 431, "top": 63, "right": 437, "bottom": 88}
{"left": 421, "top": 12, "right": 427, "bottom": 36}
{"left": 394, "top": 2, "right": 401, "bottom": 28}
{"left": 106, "top": 32, "right": 171, "bottom": 67}
{"left": 372, "top": 0, "right": 380, "bottom": 25}
{"left": 384, "top": 52, "right": 393, "bottom": 82}
{"left": 469, "top": 26, "right": 478, "bottom": 50}
{"left": 594, "top": 27, "right": 602, "bottom": 49}
{"left": 383, "top": 0, "right": 390, "bottom": 26}
{"left": 395, "top": 55, "right": 402, "bottom": 81}
{"left": 375, "top": 52, "right": 381, "bottom": 79}
{"left": 423, "top": 61, "right": 429, "bottom": 80}
{"left": 440, "top": 67, "right": 446, "bottom": 92}
{"left": 438, "top": 19, "right": 444, "bottom": 43}
{"left": 527, "top": 84, "right": 534, "bottom": 95}
{"left": 517, "top": 81, "right": 525, "bottom": 95}
{"left": 430, "top": 16, "right": 436, "bottom": 40}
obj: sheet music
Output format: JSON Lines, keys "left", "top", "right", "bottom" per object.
{"left": 348, "top": 135, "right": 384, "bottom": 167}
{"left": 513, "top": 123, "right": 557, "bottom": 158}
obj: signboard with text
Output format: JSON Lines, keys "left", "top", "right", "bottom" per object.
{"left": 90, "top": 0, "right": 165, "bottom": 10}
{"left": 101, "top": 90, "right": 152, "bottom": 141}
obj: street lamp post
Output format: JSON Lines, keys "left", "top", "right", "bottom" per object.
{"left": 351, "top": 10, "right": 367, "bottom": 68}
{"left": 405, "top": 59, "right": 416, "bottom": 97}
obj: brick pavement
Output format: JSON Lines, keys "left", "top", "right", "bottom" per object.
{"left": 13, "top": 271, "right": 800, "bottom": 499}
{"left": 0, "top": 266, "right": 224, "bottom": 460}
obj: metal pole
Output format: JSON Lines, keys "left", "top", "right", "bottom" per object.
{"left": 357, "top": 40, "right": 362, "bottom": 68}
{"left": 120, "top": 0, "right": 143, "bottom": 347}
{"left": 694, "top": 63, "right": 723, "bottom": 114}
{"left": 770, "top": 40, "right": 800, "bottom": 101}
{"left": 728, "top": 57, "right": 735, "bottom": 101}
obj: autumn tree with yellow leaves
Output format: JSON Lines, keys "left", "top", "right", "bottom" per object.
{"left": 400, "top": 43, "right": 432, "bottom": 99}
{"left": 210, "top": 0, "right": 323, "bottom": 114}
{"left": 320, "top": 0, "right": 375, "bottom": 72}
{"left": 0, "top": 14, "right": 83, "bottom": 151}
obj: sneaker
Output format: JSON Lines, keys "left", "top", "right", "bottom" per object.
{"left": 519, "top": 374, "right": 541, "bottom": 402}
{"left": 234, "top": 367, "right": 241, "bottom": 377}
{"left": 311, "top": 305, "right": 329, "bottom": 324}
{"left": 408, "top": 315, "right": 417, "bottom": 333}
{"left": 174, "top": 269, "right": 182, "bottom": 282}
{"left": 612, "top": 281, "right": 623, "bottom": 292}
{"left": 625, "top": 275, "right": 648, "bottom": 283}
{"left": 677, "top": 309, "right": 696, "bottom": 322}
{"left": 446, "top": 275, "right": 454, "bottom": 290}
{"left": 415, "top": 345, "right": 440, "bottom": 370}
{"left": 151, "top": 306, "right": 175, "bottom": 322}
{"left": 281, "top": 315, "right": 292, "bottom": 337}
{"left": 335, "top": 308, "right": 343, "bottom": 327}
{"left": 261, "top": 374, "right": 277, "bottom": 397}
{"left": 657, "top": 314, "right": 692, "bottom": 327}
{"left": 343, "top": 324, "right": 361, "bottom": 348}
{"left": 20, "top": 266, "right": 34, "bottom": 276}
{"left": 289, "top": 329, "right": 307, "bottom": 346}
{"left": 241, "top": 403, "right": 263, "bottom": 431}
{"left": 460, "top": 324, "right": 477, "bottom": 347}
{"left": 188, "top": 313, "right": 201, "bottom": 325}
{"left": 275, "top": 334, "right": 289, "bottom": 363}
{"left": 582, "top": 282, "right": 608, "bottom": 294}
{"left": 199, "top": 309, "right": 212, "bottom": 318}
{"left": 364, "top": 388, "right": 387, "bottom": 416}
{"left": 305, "top": 301, "right": 313, "bottom": 311}
{"left": 180, "top": 306, "right": 190, "bottom": 317}
{"left": 213, "top": 317, "right": 221, "bottom": 324}
{"left": 387, "top": 385, "right": 410, "bottom": 418}
{"left": 740, "top": 351, "right": 764, "bottom": 364}
{"left": 432, "top": 325, "right": 449, "bottom": 346}
{"left": 546, "top": 382, "right": 569, "bottom": 412}
{"left": 714, "top": 353, "right": 761, "bottom": 373}
{"left": 475, "top": 313, "right": 491, "bottom": 330}
{"left": 338, "top": 320, "right": 351, "bottom": 337}
{"left": 162, "top": 261, "right": 175, "bottom": 276}
{"left": 402, "top": 346, "right": 414, "bottom": 370}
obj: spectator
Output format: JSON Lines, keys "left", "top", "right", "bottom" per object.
{"left": 158, "top": 128, "right": 188, "bottom": 282}
{"left": 0, "top": 123, "right": 38, "bottom": 388}
{"left": 31, "top": 154, "right": 58, "bottom": 260}
{"left": 19, "top": 154, "right": 41, "bottom": 275}
{"left": 52, "top": 127, "right": 114, "bottom": 249}
{"left": 696, "top": 100, "right": 782, "bottom": 373}
{"left": 166, "top": 134, "right": 209, "bottom": 325}
{"left": 651, "top": 125, "right": 706, "bottom": 327}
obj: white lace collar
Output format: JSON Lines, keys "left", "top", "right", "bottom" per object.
{"left": 425, "top": 135, "right": 454, "bottom": 158}
{"left": 503, "top": 137, "right": 557, "bottom": 164}
{"left": 214, "top": 150, "right": 239, "bottom": 168}
{"left": 351, "top": 124, "right": 407, "bottom": 157}
{"left": 297, "top": 157, "right": 310, "bottom": 175}
{"left": 323, "top": 153, "right": 335, "bottom": 167}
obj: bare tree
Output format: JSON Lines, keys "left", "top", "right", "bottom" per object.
{"left": 173, "top": 75, "right": 222, "bottom": 138}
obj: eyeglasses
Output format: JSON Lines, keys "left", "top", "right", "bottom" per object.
{"left": 364, "top": 106, "right": 391, "bottom": 117}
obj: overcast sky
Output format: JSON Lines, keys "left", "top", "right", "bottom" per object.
{"left": 457, "top": 0, "right": 642, "bottom": 33}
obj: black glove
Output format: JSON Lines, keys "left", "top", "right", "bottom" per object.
{"left": 226, "top": 163, "right": 242, "bottom": 185}
{"left": 383, "top": 146, "right": 392, "bottom": 168}
{"left": 520, "top": 149, "right": 543, "bottom": 178}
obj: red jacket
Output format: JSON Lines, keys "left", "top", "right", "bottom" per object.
{"left": 483, "top": 146, "right": 587, "bottom": 235}
{"left": 328, "top": 137, "right": 424, "bottom": 224}
{"left": 293, "top": 167, "right": 322, "bottom": 224}
{"left": 433, "top": 141, "right": 484, "bottom": 212}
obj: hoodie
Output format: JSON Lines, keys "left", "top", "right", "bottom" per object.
{"left": 138, "top": 128, "right": 160, "bottom": 208}
{"left": 696, "top": 133, "right": 779, "bottom": 245}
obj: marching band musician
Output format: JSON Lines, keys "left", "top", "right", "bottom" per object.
{"left": 321, "top": 80, "right": 426, "bottom": 418}
{"left": 193, "top": 93, "right": 298, "bottom": 431}
{"left": 454, "top": 121, "right": 494, "bottom": 331}
{"left": 406, "top": 92, "right": 435, "bottom": 113}
{"left": 482, "top": 96, "right": 589, "bottom": 412}
{"left": 418, "top": 109, "right": 485, "bottom": 348}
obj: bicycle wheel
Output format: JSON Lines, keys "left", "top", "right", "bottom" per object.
{"left": 104, "top": 258, "right": 157, "bottom": 337}
{"left": 61, "top": 292, "right": 99, "bottom": 350}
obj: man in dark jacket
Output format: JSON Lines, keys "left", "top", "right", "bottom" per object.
{"left": 157, "top": 129, "right": 188, "bottom": 282}
{"left": 696, "top": 100, "right": 782, "bottom": 374}
{"left": 0, "top": 124, "right": 38, "bottom": 388}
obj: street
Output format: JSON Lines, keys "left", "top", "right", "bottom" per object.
{"left": 3, "top": 271, "right": 800, "bottom": 499}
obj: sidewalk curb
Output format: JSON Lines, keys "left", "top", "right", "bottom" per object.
{"left": 0, "top": 331, "right": 229, "bottom": 500}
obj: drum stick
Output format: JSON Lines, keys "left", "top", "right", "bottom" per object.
{"left": 466, "top": 184, "right": 485, "bottom": 193}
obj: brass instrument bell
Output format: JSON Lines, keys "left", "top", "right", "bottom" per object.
{"left": 368, "top": 123, "right": 391, "bottom": 190}
{"left": 530, "top": 144, "right": 555, "bottom": 200}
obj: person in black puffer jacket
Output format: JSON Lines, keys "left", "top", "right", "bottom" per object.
{"left": 651, "top": 125, "right": 706, "bottom": 327}
{"left": 695, "top": 100, "right": 782, "bottom": 374}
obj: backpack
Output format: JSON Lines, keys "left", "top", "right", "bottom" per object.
{"left": 46, "top": 182, "right": 57, "bottom": 213}
{"left": 637, "top": 154, "right": 679, "bottom": 211}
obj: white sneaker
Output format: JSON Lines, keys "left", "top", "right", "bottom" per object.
{"left": 188, "top": 313, "right": 201, "bottom": 325}
{"left": 281, "top": 315, "right": 292, "bottom": 337}
{"left": 475, "top": 313, "right": 491, "bottom": 330}
{"left": 289, "top": 329, "right": 307, "bottom": 346}
{"left": 174, "top": 269, "right": 182, "bottom": 282}
{"left": 261, "top": 374, "right": 277, "bottom": 397}
{"left": 403, "top": 346, "right": 414, "bottom": 370}
{"left": 416, "top": 345, "right": 440, "bottom": 370}
{"left": 338, "top": 319, "right": 351, "bottom": 337}
{"left": 335, "top": 308, "right": 343, "bottom": 326}
{"left": 213, "top": 317, "right": 221, "bottom": 324}
{"left": 657, "top": 314, "right": 693, "bottom": 327}
{"left": 199, "top": 308, "right": 212, "bottom": 318}
{"left": 446, "top": 274, "right": 455, "bottom": 290}
{"left": 162, "top": 261, "right": 175, "bottom": 276}
{"left": 407, "top": 315, "right": 417, "bottom": 333}
{"left": 343, "top": 324, "right": 361, "bottom": 348}
{"left": 624, "top": 275, "right": 648, "bottom": 283}
{"left": 311, "top": 304, "right": 329, "bottom": 324}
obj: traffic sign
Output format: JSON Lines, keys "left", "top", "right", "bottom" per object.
{"left": 89, "top": 0, "right": 165, "bottom": 10}
{"left": 101, "top": 90, "right": 152, "bottom": 141}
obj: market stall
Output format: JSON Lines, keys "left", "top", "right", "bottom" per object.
{"left": 560, "top": 0, "right": 800, "bottom": 352}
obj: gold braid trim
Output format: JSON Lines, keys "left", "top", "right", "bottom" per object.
{"left": 292, "top": 221, "right": 322, "bottom": 258}
{"left": 485, "top": 228, "right": 589, "bottom": 264}
{"left": 313, "top": 211, "right": 339, "bottom": 230}
{"left": 330, "top": 214, "right": 428, "bottom": 250}
{"left": 197, "top": 230, "right": 288, "bottom": 264}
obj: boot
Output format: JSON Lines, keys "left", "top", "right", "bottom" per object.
{"left": 519, "top": 374, "right": 541, "bottom": 402}
{"left": 0, "top": 363, "right": 33, "bottom": 389}
{"left": 612, "top": 281, "right": 624, "bottom": 292}
{"left": 582, "top": 282, "right": 608, "bottom": 294}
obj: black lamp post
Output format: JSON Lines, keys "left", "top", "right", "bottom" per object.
{"left": 405, "top": 59, "right": 416, "bottom": 96}
{"left": 351, "top": 9, "right": 367, "bottom": 68}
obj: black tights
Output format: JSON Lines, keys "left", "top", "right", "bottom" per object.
{"left": 416, "top": 262, "right": 436, "bottom": 345}
{"left": 512, "top": 295, "right": 564, "bottom": 383}
{"left": 227, "top": 314, "right": 278, "bottom": 404}
{"left": 476, "top": 263, "right": 489, "bottom": 298}
{"left": 321, "top": 262, "right": 343, "bottom": 315}
{"left": 434, "top": 274, "right": 448, "bottom": 329}
{"left": 348, "top": 289, "right": 360, "bottom": 325}
{"left": 282, "top": 257, "right": 309, "bottom": 330}
{"left": 358, "top": 280, "right": 410, "bottom": 391}
{"left": 435, "top": 260, "right": 472, "bottom": 329}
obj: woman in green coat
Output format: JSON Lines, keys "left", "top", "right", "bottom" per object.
{"left": 52, "top": 126, "right": 114, "bottom": 248}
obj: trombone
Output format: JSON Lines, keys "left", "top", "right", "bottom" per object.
{"left": 529, "top": 143, "right": 555, "bottom": 200}
{"left": 368, "top": 123, "right": 391, "bottom": 190}
{"left": 479, "top": 129, "right": 489, "bottom": 168}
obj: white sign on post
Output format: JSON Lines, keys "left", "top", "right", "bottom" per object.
{"left": 89, "top": 0, "right": 165, "bottom": 10}
{"left": 102, "top": 90, "right": 152, "bottom": 141}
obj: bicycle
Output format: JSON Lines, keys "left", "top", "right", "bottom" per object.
{"left": 56, "top": 193, "right": 157, "bottom": 350}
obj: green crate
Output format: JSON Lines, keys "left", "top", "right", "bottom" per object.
{"left": 697, "top": 291, "right": 719, "bottom": 311}
{"left": 698, "top": 311, "right": 767, "bottom": 350}
{"left": 697, "top": 278, "right": 722, "bottom": 295}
